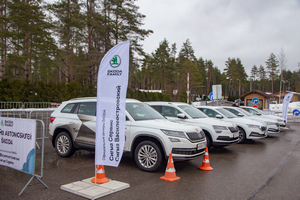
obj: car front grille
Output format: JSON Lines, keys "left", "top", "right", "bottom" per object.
{"left": 260, "top": 126, "right": 267, "bottom": 131}
{"left": 228, "top": 126, "right": 239, "bottom": 133}
{"left": 186, "top": 131, "right": 205, "bottom": 142}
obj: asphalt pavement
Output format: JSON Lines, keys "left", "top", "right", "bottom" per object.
{"left": 1, "top": 120, "right": 300, "bottom": 200}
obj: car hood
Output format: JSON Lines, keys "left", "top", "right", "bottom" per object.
{"left": 130, "top": 119, "right": 202, "bottom": 132}
{"left": 225, "top": 117, "right": 264, "bottom": 125}
{"left": 262, "top": 115, "right": 285, "bottom": 121}
{"left": 245, "top": 116, "right": 277, "bottom": 123}
{"left": 185, "top": 117, "right": 236, "bottom": 127}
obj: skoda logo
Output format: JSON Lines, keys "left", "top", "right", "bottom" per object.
{"left": 110, "top": 55, "right": 121, "bottom": 68}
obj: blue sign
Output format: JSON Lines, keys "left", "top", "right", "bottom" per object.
{"left": 252, "top": 98, "right": 259, "bottom": 104}
{"left": 293, "top": 109, "right": 300, "bottom": 116}
{"left": 209, "top": 92, "right": 214, "bottom": 101}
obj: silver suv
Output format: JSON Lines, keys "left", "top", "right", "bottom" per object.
{"left": 49, "top": 98, "right": 207, "bottom": 172}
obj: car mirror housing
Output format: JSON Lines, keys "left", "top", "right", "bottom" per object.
{"left": 216, "top": 114, "right": 223, "bottom": 119}
{"left": 177, "top": 113, "right": 186, "bottom": 119}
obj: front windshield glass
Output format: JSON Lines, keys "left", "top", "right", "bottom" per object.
{"left": 126, "top": 102, "right": 165, "bottom": 121}
{"left": 178, "top": 105, "right": 208, "bottom": 119}
{"left": 237, "top": 108, "right": 252, "bottom": 116}
{"left": 216, "top": 108, "right": 237, "bottom": 118}
{"left": 253, "top": 108, "right": 265, "bottom": 115}
{"left": 243, "top": 107, "right": 260, "bottom": 115}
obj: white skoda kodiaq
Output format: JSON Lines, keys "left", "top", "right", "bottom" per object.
{"left": 49, "top": 98, "right": 206, "bottom": 172}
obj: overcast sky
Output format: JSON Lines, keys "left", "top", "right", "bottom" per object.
{"left": 134, "top": 0, "right": 300, "bottom": 76}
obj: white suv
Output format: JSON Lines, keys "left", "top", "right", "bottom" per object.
{"left": 49, "top": 98, "right": 206, "bottom": 172}
{"left": 240, "top": 106, "right": 286, "bottom": 128}
{"left": 222, "top": 106, "right": 280, "bottom": 134}
{"left": 146, "top": 102, "right": 240, "bottom": 149}
{"left": 196, "top": 106, "right": 268, "bottom": 143}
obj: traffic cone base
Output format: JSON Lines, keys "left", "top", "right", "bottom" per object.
{"left": 91, "top": 165, "right": 110, "bottom": 184}
{"left": 160, "top": 153, "right": 180, "bottom": 182}
{"left": 199, "top": 147, "right": 213, "bottom": 171}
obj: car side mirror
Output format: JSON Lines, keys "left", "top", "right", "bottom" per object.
{"left": 256, "top": 113, "right": 262, "bottom": 116}
{"left": 216, "top": 114, "right": 223, "bottom": 119}
{"left": 177, "top": 113, "right": 186, "bottom": 119}
{"left": 238, "top": 113, "right": 244, "bottom": 117}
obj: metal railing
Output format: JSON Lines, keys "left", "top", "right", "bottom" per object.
{"left": 0, "top": 108, "right": 56, "bottom": 139}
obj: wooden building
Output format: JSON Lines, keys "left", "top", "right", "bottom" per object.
{"left": 240, "top": 90, "right": 276, "bottom": 109}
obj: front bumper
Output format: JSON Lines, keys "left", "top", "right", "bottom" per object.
{"left": 213, "top": 135, "right": 240, "bottom": 147}
{"left": 171, "top": 140, "right": 206, "bottom": 161}
{"left": 267, "top": 127, "right": 280, "bottom": 133}
{"left": 249, "top": 131, "right": 268, "bottom": 138}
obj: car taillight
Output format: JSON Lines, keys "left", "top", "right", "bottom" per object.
{"left": 50, "top": 117, "right": 56, "bottom": 123}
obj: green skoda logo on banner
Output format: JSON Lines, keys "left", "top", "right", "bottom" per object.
{"left": 0, "top": 120, "right": 3, "bottom": 126}
{"left": 110, "top": 55, "right": 121, "bottom": 68}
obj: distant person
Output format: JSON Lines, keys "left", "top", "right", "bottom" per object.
{"left": 232, "top": 100, "right": 240, "bottom": 107}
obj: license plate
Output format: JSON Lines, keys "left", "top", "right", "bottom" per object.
{"left": 197, "top": 143, "right": 206, "bottom": 150}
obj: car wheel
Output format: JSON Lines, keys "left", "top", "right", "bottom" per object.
{"left": 237, "top": 127, "right": 246, "bottom": 143}
{"left": 55, "top": 132, "right": 75, "bottom": 157}
{"left": 134, "top": 140, "right": 163, "bottom": 172}
{"left": 205, "top": 134, "right": 212, "bottom": 150}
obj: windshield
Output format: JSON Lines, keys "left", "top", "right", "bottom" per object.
{"left": 236, "top": 108, "right": 252, "bottom": 116}
{"left": 243, "top": 107, "right": 261, "bottom": 115}
{"left": 178, "top": 105, "right": 208, "bottom": 119}
{"left": 126, "top": 102, "right": 165, "bottom": 121}
{"left": 253, "top": 108, "right": 266, "bottom": 115}
{"left": 216, "top": 108, "right": 237, "bottom": 118}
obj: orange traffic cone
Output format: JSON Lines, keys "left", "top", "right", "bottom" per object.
{"left": 91, "top": 165, "right": 109, "bottom": 184}
{"left": 160, "top": 153, "right": 180, "bottom": 182}
{"left": 199, "top": 147, "right": 213, "bottom": 171}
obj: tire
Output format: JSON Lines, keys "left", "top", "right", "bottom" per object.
{"left": 205, "top": 134, "right": 212, "bottom": 150}
{"left": 134, "top": 140, "right": 163, "bottom": 172}
{"left": 237, "top": 127, "right": 246, "bottom": 143}
{"left": 55, "top": 132, "right": 75, "bottom": 157}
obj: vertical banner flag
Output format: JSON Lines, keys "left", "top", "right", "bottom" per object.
{"left": 282, "top": 93, "right": 293, "bottom": 122}
{"left": 95, "top": 41, "right": 130, "bottom": 167}
{"left": 0, "top": 117, "right": 36, "bottom": 174}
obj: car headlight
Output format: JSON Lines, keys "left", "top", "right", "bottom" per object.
{"left": 161, "top": 129, "right": 186, "bottom": 138}
{"left": 247, "top": 124, "right": 260, "bottom": 129}
{"left": 213, "top": 125, "right": 228, "bottom": 130}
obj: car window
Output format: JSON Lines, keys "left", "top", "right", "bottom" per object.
{"left": 61, "top": 103, "right": 77, "bottom": 113}
{"left": 77, "top": 102, "right": 96, "bottom": 116}
{"left": 126, "top": 102, "right": 165, "bottom": 121}
{"left": 216, "top": 108, "right": 236, "bottom": 118}
{"left": 151, "top": 105, "right": 162, "bottom": 114}
{"left": 199, "top": 108, "right": 218, "bottom": 117}
{"left": 178, "top": 105, "right": 207, "bottom": 118}
{"left": 244, "top": 107, "right": 257, "bottom": 115}
{"left": 161, "top": 106, "right": 181, "bottom": 117}
{"left": 225, "top": 108, "right": 240, "bottom": 116}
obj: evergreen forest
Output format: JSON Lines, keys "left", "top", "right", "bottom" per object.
{"left": 1, "top": 0, "right": 299, "bottom": 103}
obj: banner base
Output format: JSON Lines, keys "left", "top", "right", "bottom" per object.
{"left": 19, "top": 175, "right": 48, "bottom": 196}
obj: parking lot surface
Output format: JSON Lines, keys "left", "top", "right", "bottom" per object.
{"left": 1, "top": 122, "right": 300, "bottom": 200}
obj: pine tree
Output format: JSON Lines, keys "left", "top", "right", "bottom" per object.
{"left": 265, "top": 53, "right": 279, "bottom": 93}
